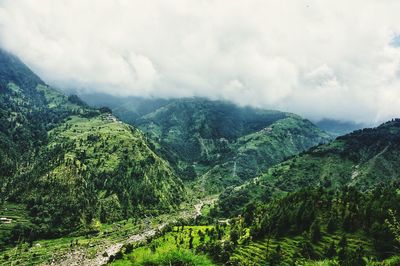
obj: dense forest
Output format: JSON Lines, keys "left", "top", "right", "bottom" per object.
{"left": 109, "top": 184, "right": 400, "bottom": 265}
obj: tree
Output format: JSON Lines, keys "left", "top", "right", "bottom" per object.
{"left": 310, "top": 220, "right": 321, "bottom": 243}
{"left": 343, "top": 213, "right": 355, "bottom": 232}
{"left": 182, "top": 165, "right": 197, "bottom": 181}
{"left": 338, "top": 234, "right": 347, "bottom": 249}
{"left": 268, "top": 244, "right": 283, "bottom": 266}
{"left": 337, "top": 247, "right": 348, "bottom": 266}
{"left": 230, "top": 228, "right": 239, "bottom": 245}
{"left": 337, "top": 235, "right": 348, "bottom": 266}
{"left": 150, "top": 242, "right": 157, "bottom": 253}
{"left": 325, "top": 241, "right": 336, "bottom": 258}
{"left": 99, "top": 106, "right": 112, "bottom": 113}
{"left": 352, "top": 246, "right": 366, "bottom": 266}
{"left": 186, "top": 235, "right": 192, "bottom": 250}
{"left": 243, "top": 202, "right": 256, "bottom": 226}
{"left": 298, "top": 235, "right": 316, "bottom": 260}
{"left": 198, "top": 230, "right": 205, "bottom": 243}
{"left": 327, "top": 215, "right": 337, "bottom": 233}
{"left": 386, "top": 209, "right": 400, "bottom": 243}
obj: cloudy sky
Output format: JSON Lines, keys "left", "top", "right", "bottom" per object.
{"left": 1, "top": 0, "right": 400, "bottom": 124}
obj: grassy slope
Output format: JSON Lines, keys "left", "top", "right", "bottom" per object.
{"left": 258, "top": 120, "right": 400, "bottom": 192}
{"left": 1, "top": 51, "right": 187, "bottom": 253}
{"left": 215, "top": 120, "right": 400, "bottom": 216}
{"left": 46, "top": 114, "right": 185, "bottom": 212}
{"left": 132, "top": 98, "right": 331, "bottom": 194}
{"left": 107, "top": 224, "right": 382, "bottom": 266}
{"left": 111, "top": 226, "right": 215, "bottom": 266}
{"left": 230, "top": 230, "right": 374, "bottom": 265}
{"left": 6, "top": 113, "right": 186, "bottom": 234}
{"left": 0, "top": 218, "right": 144, "bottom": 265}
{"left": 0, "top": 198, "right": 207, "bottom": 265}
{"left": 197, "top": 116, "right": 331, "bottom": 193}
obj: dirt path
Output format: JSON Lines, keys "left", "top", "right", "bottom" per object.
{"left": 54, "top": 223, "right": 167, "bottom": 266}
{"left": 54, "top": 199, "right": 213, "bottom": 266}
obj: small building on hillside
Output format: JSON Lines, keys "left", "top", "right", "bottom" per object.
{"left": 0, "top": 217, "right": 12, "bottom": 224}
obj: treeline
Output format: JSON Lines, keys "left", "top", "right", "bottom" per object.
{"left": 1, "top": 118, "right": 185, "bottom": 245}
{"left": 241, "top": 184, "right": 400, "bottom": 261}
{"left": 0, "top": 82, "right": 93, "bottom": 182}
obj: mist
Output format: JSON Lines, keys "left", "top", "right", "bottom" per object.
{"left": 1, "top": 0, "right": 400, "bottom": 124}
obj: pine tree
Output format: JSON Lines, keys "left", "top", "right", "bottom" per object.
{"left": 352, "top": 246, "right": 366, "bottom": 266}
{"left": 230, "top": 228, "right": 239, "bottom": 245}
{"left": 325, "top": 241, "right": 336, "bottom": 258}
{"left": 310, "top": 219, "right": 321, "bottom": 243}
{"left": 298, "top": 234, "right": 316, "bottom": 260}
{"left": 338, "top": 235, "right": 348, "bottom": 265}
{"left": 188, "top": 235, "right": 194, "bottom": 249}
{"left": 327, "top": 215, "right": 337, "bottom": 233}
{"left": 268, "top": 244, "right": 283, "bottom": 266}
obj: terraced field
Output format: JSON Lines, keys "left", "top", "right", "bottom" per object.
{"left": 0, "top": 203, "right": 31, "bottom": 246}
{"left": 111, "top": 225, "right": 216, "bottom": 266}
{"left": 230, "top": 231, "right": 374, "bottom": 265}
{"left": 0, "top": 197, "right": 208, "bottom": 265}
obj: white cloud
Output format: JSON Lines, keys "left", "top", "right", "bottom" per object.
{"left": 1, "top": 0, "right": 400, "bottom": 124}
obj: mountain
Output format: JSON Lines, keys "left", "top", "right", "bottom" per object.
{"left": 315, "top": 118, "right": 366, "bottom": 137}
{"left": 0, "top": 49, "right": 184, "bottom": 240}
{"left": 0, "top": 49, "right": 85, "bottom": 181}
{"left": 104, "top": 118, "right": 400, "bottom": 266}
{"left": 133, "top": 98, "right": 331, "bottom": 193}
{"left": 215, "top": 119, "right": 400, "bottom": 216}
{"left": 80, "top": 95, "right": 332, "bottom": 193}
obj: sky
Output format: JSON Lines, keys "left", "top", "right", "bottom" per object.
{"left": 1, "top": 0, "right": 400, "bottom": 124}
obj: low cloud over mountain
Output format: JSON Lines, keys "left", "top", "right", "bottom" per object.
{"left": 1, "top": 0, "right": 400, "bottom": 123}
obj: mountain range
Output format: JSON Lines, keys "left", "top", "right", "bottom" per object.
{"left": 81, "top": 95, "right": 332, "bottom": 193}
{"left": 1, "top": 48, "right": 399, "bottom": 265}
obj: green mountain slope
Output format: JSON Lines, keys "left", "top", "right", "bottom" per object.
{"left": 6, "top": 114, "right": 184, "bottom": 235}
{"left": 132, "top": 98, "right": 331, "bottom": 192}
{"left": 228, "top": 183, "right": 400, "bottom": 264}
{"left": 110, "top": 184, "right": 400, "bottom": 265}
{"left": 215, "top": 119, "right": 400, "bottom": 216}
{"left": 0, "top": 49, "right": 184, "bottom": 243}
{"left": 198, "top": 116, "right": 332, "bottom": 193}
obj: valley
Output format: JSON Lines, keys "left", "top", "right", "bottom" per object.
{"left": 0, "top": 48, "right": 399, "bottom": 266}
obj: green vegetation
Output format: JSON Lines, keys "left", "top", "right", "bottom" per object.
{"left": 1, "top": 48, "right": 400, "bottom": 265}
{"left": 0, "top": 202, "right": 32, "bottom": 249}
{"left": 0, "top": 49, "right": 185, "bottom": 252}
{"left": 1, "top": 112, "right": 185, "bottom": 242}
{"left": 196, "top": 115, "right": 331, "bottom": 193}
{"left": 110, "top": 185, "right": 399, "bottom": 265}
{"left": 0, "top": 217, "right": 141, "bottom": 265}
{"left": 110, "top": 226, "right": 215, "bottom": 266}
{"left": 117, "top": 98, "right": 331, "bottom": 193}
{"left": 214, "top": 119, "right": 400, "bottom": 216}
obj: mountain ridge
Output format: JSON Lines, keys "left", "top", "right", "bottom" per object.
{"left": 0, "top": 49, "right": 185, "bottom": 240}
{"left": 133, "top": 98, "right": 331, "bottom": 192}
{"left": 214, "top": 118, "right": 400, "bottom": 217}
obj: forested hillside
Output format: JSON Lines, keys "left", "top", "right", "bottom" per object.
{"left": 213, "top": 119, "right": 400, "bottom": 217}
{"left": 93, "top": 97, "right": 331, "bottom": 193}
{"left": 0, "top": 49, "right": 185, "bottom": 247}
{"left": 1, "top": 48, "right": 399, "bottom": 265}
{"left": 110, "top": 184, "right": 400, "bottom": 266}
